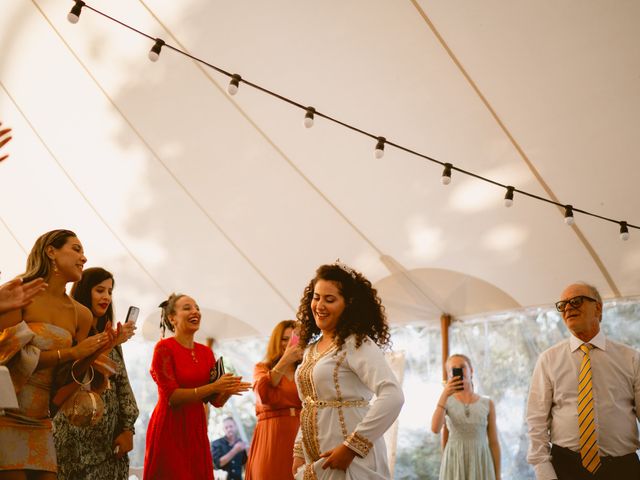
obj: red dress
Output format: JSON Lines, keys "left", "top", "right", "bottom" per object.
{"left": 143, "top": 338, "right": 214, "bottom": 480}
{"left": 245, "top": 363, "right": 302, "bottom": 480}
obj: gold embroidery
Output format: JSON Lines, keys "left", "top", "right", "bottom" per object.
{"left": 302, "top": 397, "right": 369, "bottom": 409}
{"left": 332, "top": 352, "right": 348, "bottom": 439}
{"left": 296, "top": 342, "right": 337, "bottom": 462}
{"left": 293, "top": 441, "right": 304, "bottom": 458}
{"left": 303, "top": 464, "right": 318, "bottom": 480}
{"left": 345, "top": 431, "right": 373, "bottom": 458}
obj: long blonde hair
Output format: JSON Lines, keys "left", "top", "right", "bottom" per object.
{"left": 263, "top": 320, "right": 297, "bottom": 368}
{"left": 23, "top": 229, "right": 77, "bottom": 282}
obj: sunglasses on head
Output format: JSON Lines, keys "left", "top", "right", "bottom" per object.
{"left": 555, "top": 295, "right": 597, "bottom": 313}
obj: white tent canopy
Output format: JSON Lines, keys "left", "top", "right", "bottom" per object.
{"left": 1, "top": 0, "right": 638, "bottom": 337}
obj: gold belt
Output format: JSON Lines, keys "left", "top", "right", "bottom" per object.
{"left": 303, "top": 396, "right": 369, "bottom": 409}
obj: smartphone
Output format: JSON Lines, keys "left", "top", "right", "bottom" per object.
{"left": 288, "top": 332, "right": 300, "bottom": 347}
{"left": 125, "top": 306, "right": 140, "bottom": 325}
{"left": 452, "top": 367, "right": 464, "bottom": 390}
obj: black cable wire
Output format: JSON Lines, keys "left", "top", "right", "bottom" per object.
{"left": 73, "top": 1, "right": 639, "bottom": 232}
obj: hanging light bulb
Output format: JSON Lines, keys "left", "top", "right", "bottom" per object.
{"left": 374, "top": 137, "right": 386, "bottom": 159}
{"left": 303, "top": 107, "right": 315, "bottom": 128}
{"left": 441, "top": 163, "right": 452, "bottom": 185}
{"left": 504, "top": 186, "right": 515, "bottom": 207}
{"left": 619, "top": 221, "right": 629, "bottom": 241}
{"left": 227, "top": 74, "right": 241, "bottom": 96}
{"left": 148, "top": 38, "right": 165, "bottom": 62}
{"left": 67, "top": 0, "right": 85, "bottom": 24}
{"left": 564, "top": 205, "right": 574, "bottom": 225}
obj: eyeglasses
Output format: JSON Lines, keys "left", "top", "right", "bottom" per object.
{"left": 555, "top": 295, "right": 598, "bottom": 313}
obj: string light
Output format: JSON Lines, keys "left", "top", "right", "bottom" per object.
{"left": 227, "top": 74, "right": 241, "bottom": 96}
{"left": 148, "top": 38, "right": 165, "bottom": 62}
{"left": 67, "top": 0, "right": 85, "bottom": 24}
{"left": 441, "top": 163, "right": 452, "bottom": 185}
{"left": 564, "top": 205, "right": 574, "bottom": 225}
{"left": 303, "top": 107, "right": 315, "bottom": 128}
{"left": 60, "top": 2, "right": 640, "bottom": 240}
{"left": 504, "top": 186, "right": 514, "bottom": 207}
{"left": 374, "top": 137, "right": 385, "bottom": 159}
{"left": 620, "top": 221, "right": 629, "bottom": 241}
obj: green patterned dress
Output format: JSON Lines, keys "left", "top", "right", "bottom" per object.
{"left": 53, "top": 346, "right": 139, "bottom": 480}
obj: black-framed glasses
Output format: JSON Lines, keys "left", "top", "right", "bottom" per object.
{"left": 555, "top": 295, "right": 598, "bottom": 312}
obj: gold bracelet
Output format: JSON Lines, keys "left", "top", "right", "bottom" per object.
{"left": 271, "top": 367, "right": 283, "bottom": 375}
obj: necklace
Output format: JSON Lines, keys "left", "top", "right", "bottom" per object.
{"left": 457, "top": 394, "right": 474, "bottom": 417}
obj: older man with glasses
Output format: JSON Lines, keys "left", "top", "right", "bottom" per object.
{"left": 526, "top": 282, "right": 640, "bottom": 479}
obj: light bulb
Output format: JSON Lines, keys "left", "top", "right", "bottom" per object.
{"left": 148, "top": 39, "right": 165, "bottom": 62}
{"left": 228, "top": 74, "right": 241, "bottom": 96}
{"left": 374, "top": 137, "right": 385, "bottom": 159}
{"left": 303, "top": 107, "right": 315, "bottom": 128}
{"left": 620, "top": 221, "right": 629, "bottom": 241}
{"left": 504, "top": 187, "right": 514, "bottom": 207}
{"left": 441, "top": 163, "right": 452, "bottom": 185}
{"left": 67, "top": 0, "right": 85, "bottom": 24}
{"left": 564, "top": 205, "right": 574, "bottom": 225}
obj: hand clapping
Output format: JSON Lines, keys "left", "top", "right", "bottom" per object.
{"left": 0, "top": 122, "right": 12, "bottom": 163}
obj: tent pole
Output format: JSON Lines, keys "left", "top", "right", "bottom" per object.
{"left": 440, "top": 313, "right": 451, "bottom": 381}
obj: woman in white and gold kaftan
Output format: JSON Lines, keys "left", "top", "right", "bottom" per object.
{"left": 291, "top": 262, "right": 404, "bottom": 480}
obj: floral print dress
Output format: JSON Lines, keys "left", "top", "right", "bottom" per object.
{"left": 53, "top": 346, "right": 139, "bottom": 480}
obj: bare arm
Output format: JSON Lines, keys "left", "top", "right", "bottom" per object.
{"left": 169, "top": 373, "right": 250, "bottom": 408}
{"left": 0, "top": 278, "right": 46, "bottom": 315}
{"left": 269, "top": 344, "right": 302, "bottom": 387}
{"left": 431, "top": 376, "right": 463, "bottom": 433}
{"left": 487, "top": 399, "right": 501, "bottom": 479}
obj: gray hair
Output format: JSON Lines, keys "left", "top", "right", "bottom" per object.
{"left": 574, "top": 282, "right": 602, "bottom": 304}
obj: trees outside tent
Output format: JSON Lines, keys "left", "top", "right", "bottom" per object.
{"left": 123, "top": 297, "right": 640, "bottom": 478}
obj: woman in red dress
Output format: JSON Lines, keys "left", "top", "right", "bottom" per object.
{"left": 245, "top": 320, "right": 303, "bottom": 480}
{"left": 143, "top": 293, "right": 251, "bottom": 480}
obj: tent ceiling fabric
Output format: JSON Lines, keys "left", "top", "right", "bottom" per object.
{"left": 1, "top": 0, "right": 638, "bottom": 337}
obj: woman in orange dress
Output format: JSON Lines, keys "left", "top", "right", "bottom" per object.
{"left": 245, "top": 320, "right": 303, "bottom": 480}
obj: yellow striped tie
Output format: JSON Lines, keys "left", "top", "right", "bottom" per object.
{"left": 578, "top": 343, "right": 601, "bottom": 473}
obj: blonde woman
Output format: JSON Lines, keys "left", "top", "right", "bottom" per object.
{"left": 0, "top": 230, "right": 111, "bottom": 480}
{"left": 245, "top": 320, "right": 303, "bottom": 480}
{"left": 431, "top": 354, "right": 500, "bottom": 480}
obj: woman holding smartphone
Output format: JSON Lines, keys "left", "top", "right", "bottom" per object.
{"left": 245, "top": 320, "right": 303, "bottom": 480}
{"left": 53, "top": 267, "right": 138, "bottom": 480}
{"left": 0, "top": 230, "right": 111, "bottom": 479}
{"left": 430, "top": 354, "right": 500, "bottom": 480}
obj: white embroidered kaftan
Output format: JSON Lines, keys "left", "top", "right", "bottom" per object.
{"left": 293, "top": 335, "right": 404, "bottom": 480}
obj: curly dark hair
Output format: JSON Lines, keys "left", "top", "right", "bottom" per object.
{"left": 296, "top": 264, "right": 391, "bottom": 351}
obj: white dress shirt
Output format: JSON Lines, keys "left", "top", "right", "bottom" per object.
{"left": 526, "top": 330, "right": 640, "bottom": 480}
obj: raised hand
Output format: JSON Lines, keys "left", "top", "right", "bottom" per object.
{"left": 115, "top": 320, "right": 136, "bottom": 345}
{"left": 0, "top": 277, "right": 47, "bottom": 314}
{"left": 0, "top": 122, "right": 12, "bottom": 163}
{"left": 210, "top": 373, "right": 251, "bottom": 395}
{"left": 280, "top": 343, "right": 303, "bottom": 366}
{"left": 442, "top": 375, "right": 464, "bottom": 397}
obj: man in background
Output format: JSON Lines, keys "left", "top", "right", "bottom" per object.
{"left": 527, "top": 282, "right": 640, "bottom": 479}
{"left": 211, "top": 417, "right": 249, "bottom": 480}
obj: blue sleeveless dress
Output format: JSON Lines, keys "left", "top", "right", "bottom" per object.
{"left": 439, "top": 395, "right": 496, "bottom": 480}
